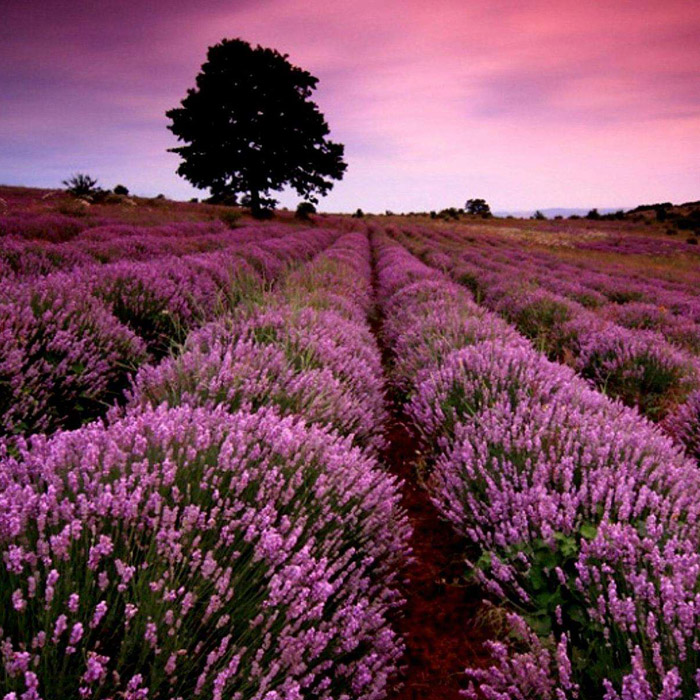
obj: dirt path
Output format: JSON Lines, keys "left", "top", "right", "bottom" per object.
{"left": 368, "top": 239, "right": 491, "bottom": 699}
{"left": 381, "top": 413, "right": 491, "bottom": 699}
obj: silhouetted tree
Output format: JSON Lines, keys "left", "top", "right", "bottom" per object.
{"left": 465, "top": 198, "right": 491, "bottom": 217}
{"left": 166, "top": 38, "right": 347, "bottom": 217}
{"left": 63, "top": 173, "right": 99, "bottom": 198}
{"left": 586, "top": 208, "right": 601, "bottom": 220}
{"left": 113, "top": 184, "right": 129, "bottom": 196}
{"left": 532, "top": 210, "right": 546, "bottom": 220}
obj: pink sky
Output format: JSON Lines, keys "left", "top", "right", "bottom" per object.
{"left": 1, "top": 0, "right": 698, "bottom": 212}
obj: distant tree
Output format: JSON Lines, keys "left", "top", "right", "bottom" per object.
{"left": 63, "top": 173, "right": 99, "bottom": 198}
{"left": 166, "top": 38, "right": 347, "bottom": 218}
{"left": 352, "top": 208, "right": 365, "bottom": 218}
{"left": 465, "top": 198, "right": 491, "bottom": 217}
{"left": 113, "top": 184, "right": 129, "bottom": 196}
{"left": 295, "top": 201, "right": 316, "bottom": 220}
{"left": 586, "top": 208, "right": 601, "bottom": 220}
{"left": 532, "top": 210, "right": 546, "bottom": 220}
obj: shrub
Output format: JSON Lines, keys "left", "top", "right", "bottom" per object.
{"left": 62, "top": 173, "right": 99, "bottom": 198}
{"left": 55, "top": 200, "right": 92, "bottom": 218}
{"left": 295, "top": 201, "right": 316, "bottom": 220}
{"left": 83, "top": 259, "right": 220, "bottom": 358}
{"left": 113, "top": 184, "right": 129, "bottom": 196}
{"left": 407, "top": 341, "right": 576, "bottom": 458}
{"left": 0, "top": 404, "right": 409, "bottom": 699}
{"left": 495, "top": 289, "right": 575, "bottom": 356}
{"left": 663, "top": 390, "right": 700, "bottom": 462}
{"left": 94, "top": 192, "right": 125, "bottom": 205}
{"left": 252, "top": 206, "right": 274, "bottom": 220}
{"left": 0, "top": 274, "right": 146, "bottom": 437}
{"left": 352, "top": 208, "right": 365, "bottom": 218}
{"left": 181, "top": 305, "right": 387, "bottom": 444}
{"left": 568, "top": 320, "right": 697, "bottom": 418}
{"left": 218, "top": 209, "right": 241, "bottom": 228}
{"left": 438, "top": 207, "right": 461, "bottom": 220}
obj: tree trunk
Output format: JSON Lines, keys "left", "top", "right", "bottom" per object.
{"left": 249, "top": 186, "right": 261, "bottom": 217}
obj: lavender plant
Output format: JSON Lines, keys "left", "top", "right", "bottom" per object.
{"left": 0, "top": 405, "right": 409, "bottom": 699}
{"left": 0, "top": 274, "right": 146, "bottom": 438}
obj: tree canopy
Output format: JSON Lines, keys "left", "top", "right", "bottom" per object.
{"left": 166, "top": 38, "right": 347, "bottom": 216}
{"left": 465, "top": 198, "right": 491, "bottom": 217}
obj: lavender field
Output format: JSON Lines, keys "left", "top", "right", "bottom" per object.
{"left": 2, "top": 187, "right": 700, "bottom": 699}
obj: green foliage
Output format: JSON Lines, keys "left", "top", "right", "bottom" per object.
{"left": 582, "top": 347, "right": 691, "bottom": 419}
{"left": 476, "top": 523, "right": 628, "bottom": 695}
{"left": 507, "top": 297, "right": 573, "bottom": 356}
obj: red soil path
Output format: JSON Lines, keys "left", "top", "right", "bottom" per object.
{"left": 381, "top": 410, "right": 491, "bottom": 700}
{"left": 368, "top": 242, "right": 491, "bottom": 700}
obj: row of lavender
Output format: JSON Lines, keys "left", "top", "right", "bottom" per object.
{"left": 427, "top": 226, "right": 700, "bottom": 346}
{"left": 0, "top": 226, "right": 341, "bottom": 439}
{"left": 390, "top": 225, "right": 700, "bottom": 461}
{"left": 372, "top": 229, "right": 700, "bottom": 699}
{"left": 0, "top": 222, "right": 275, "bottom": 278}
{"left": 0, "top": 230, "right": 410, "bottom": 699}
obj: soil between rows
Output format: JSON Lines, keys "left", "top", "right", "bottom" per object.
{"left": 368, "top": 239, "right": 491, "bottom": 699}
{"left": 381, "top": 412, "right": 491, "bottom": 699}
